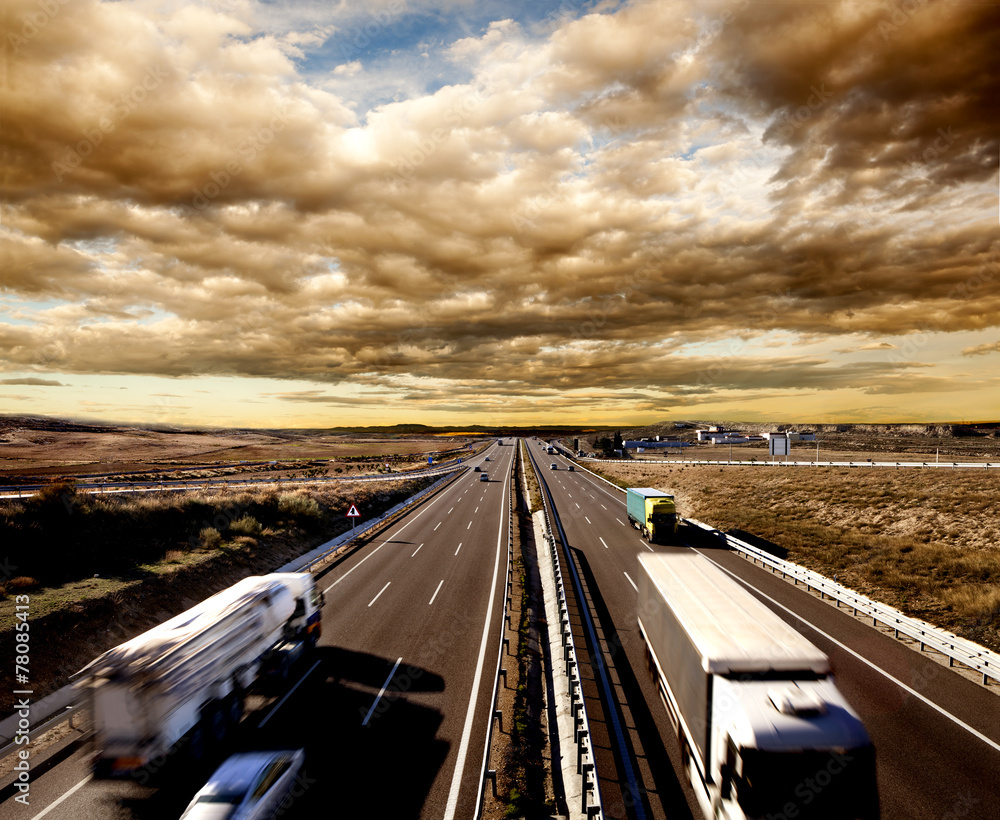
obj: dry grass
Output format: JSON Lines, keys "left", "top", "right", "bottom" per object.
{"left": 591, "top": 462, "right": 1000, "bottom": 652}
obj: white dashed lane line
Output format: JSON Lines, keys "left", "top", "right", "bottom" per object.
{"left": 624, "top": 572, "right": 637, "bottom": 591}
{"left": 411, "top": 543, "right": 424, "bottom": 557}
{"left": 600, "top": 537, "right": 609, "bottom": 549}
{"left": 455, "top": 542, "right": 462, "bottom": 556}
{"left": 434, "top": 522, "right": 442, "bottom": 531}
{"left": 429, "top": 580, "right": 444, "bottom": 605}
{"left": 368, "top": 581, "right": 391, "bottom": 607}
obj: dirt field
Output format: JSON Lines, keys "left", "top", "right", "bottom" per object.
{"left": 590, "top": 460, "right": 1000, "bottom": 653}
{"left": 0, "top": 416, "right": 477, "bottom": 482}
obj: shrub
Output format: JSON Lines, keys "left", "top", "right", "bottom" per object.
{"left": 200, "top": 527, "right": 222, "bottom": 548}
{"left": 228, "top": 515, "right": 262, "bottom": 536}
{"left": 278, "top": 493, "right": 321, "bottom": 519}
{"left": 7, "top": 576, "right": 39, "bottom": 591}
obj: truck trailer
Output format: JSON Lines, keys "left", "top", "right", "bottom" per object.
{"left": 77, "top": 573, "right": 323, "bottom": 777}
{"left": 637, "top": 553, "right": 879, "bottom": 820}
{"left": 626, "top": 487, "right": 678, "bottom": 543}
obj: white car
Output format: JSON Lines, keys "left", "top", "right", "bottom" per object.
{"left": 180, "top": 749, "right": 306, "bottom": 820}
{"left": 480, "top": 472, "right": 489, "bottom": 481}
{"left": 550, "top": 463, "right": 558, "bottom": 470}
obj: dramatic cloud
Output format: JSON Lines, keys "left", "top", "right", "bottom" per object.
{"left": 1, "top": 0, "right": 998, "bottom": 424}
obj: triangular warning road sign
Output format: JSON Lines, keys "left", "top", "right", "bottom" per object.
{"left": 347, "top": 504, "right": 360, "bottom": 517}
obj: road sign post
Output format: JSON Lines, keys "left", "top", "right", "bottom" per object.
{"left": 347, "top": 503, "right": 360, "bottom": 535}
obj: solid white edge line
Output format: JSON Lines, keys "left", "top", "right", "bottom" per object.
{"left": 443, "top": 449, "right": 509, "bottom": 820}
{"left": 700, "top": 553, "right": 1000, "bottom": 755}
{"left": 368, "top": 581, "right": 391, "bottom": 607}
{"left": 362, "top": 657, "right": 403, "bottom": 726}
{"left": 30, "top": 775, "right": 91, "bottom": 820}
{"left": 624, "top": 571, "right": 637, "bottom": 591}
{"left": 260, "top": 659, "right": 322, "bottom": 728}
{"left": 429, "top": 579, "right": 444, "bottom": 605}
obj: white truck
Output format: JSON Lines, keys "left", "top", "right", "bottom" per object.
{"left": 77, "top": 573, "right": 323, "bottom": 778}
{"left": 637, "top": 553, "right": 879, "bottom": 820}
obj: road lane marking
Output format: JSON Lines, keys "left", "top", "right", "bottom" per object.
{"left": 448, "top": 506, "right": 454, "bottom": 514}
{"left": 455, "top": 542, "right": 462, "bottom": 556}
{"left": 368, "top": 581, "right": 391, "bottom": 607}
{"left": 467, "top": 520, "right": 472, "bottom": 529}
{"left": 475, "top": 506, "right": 479, "bottom": 513}
{"left": 624, "top": 571, "right": 637, "bottom": 591}
{"left": 434, "top": 521, "right": 442, "bottom": 531}
{"left": 445, "top": 450, "right": 509, "bottom": 820}
{"left": 30, "top": 775, "right": 91, "bottom": 819}
{"left": 362, "top": 657, "right": 403, "bottom": 726}
{"left": 585, "top": 516, "right": 592, "bottom": 524}
{"left": 320, "top": 476, "right": 463, "bottom": 595}
{"left": 601, "top": 504, "right": 607, "bottom": 510}
{"left": 616, "top": 518, "right": 625, "bottom": 526}
{"left": 639, "top": 539, "right": 654, "bottom": 551}
{"left": 411, "top": 543, "right": 424, "bottom": 557}
{"left": 429, "top": 579, "right": 444, "bottom": 605}
{"left": 600, "top": 537, "right": 609, "bottom": 549}
{"left": 260, "top": 659, "right": 322, "bottom": 727}
{"left": 701, "top": 554, "right": 1000, "bottom": 755}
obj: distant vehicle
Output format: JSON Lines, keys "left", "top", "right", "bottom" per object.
{"left": 179, "top": 749, "right": 306, "bottom": 820}
{"left": 637, "top": 553, "right": 879, "bottom": 820}
{"left": 567, "top": 465, "right": 574, "bottom": 471}
{"left": 473, "top": 466, "right": 481, "bottom": 472}
{"left": 549, "top": 463, "right": 557, "bottom": 470}
{"left": 480, "top": 472, "right": 489, "bottom": 481}
{"left": 546, "top": 446, "right": 555, "bottom": 454}
{"left": 484, "top": 456, "right": 490, "bottom": 461}
{"left": 625, "top": 487, "right": 677, "bottom": 543}
{"left": 497, "top": 439, "right": 504, "bottom": 445}
{"left": 78, "top": 574, "right": 322, "bottom": 777}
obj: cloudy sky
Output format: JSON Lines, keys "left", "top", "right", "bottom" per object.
{"left": 1, "top": 0, "right": 998, "bottom": 428}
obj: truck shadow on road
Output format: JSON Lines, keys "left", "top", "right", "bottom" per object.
{"left": 248, "top": 646, "right": 449, "bottom": 819}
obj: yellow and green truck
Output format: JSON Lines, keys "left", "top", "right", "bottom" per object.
{"left": 626, "top": 487, "right": 678, "bottom": 543}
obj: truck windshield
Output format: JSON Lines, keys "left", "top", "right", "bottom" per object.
{"left": 736, "top": 746, "right": 879, "bottom": 820}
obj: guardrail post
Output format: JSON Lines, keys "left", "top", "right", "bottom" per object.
{"left": 494, "top": 708, "right": 503, "bottom": 733}
{"left": 486, "top": 769, "right": 498, "bottom": 798}
{"left": 582, "top": 763, "right": 595, "bottom": 813}
{"left": 577, "top": 729, "right": 588, "bottom": 772}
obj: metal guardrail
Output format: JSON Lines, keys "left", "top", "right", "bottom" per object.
{"left": 581, "top": 457, "right": 999, "bottom": 470}
{"left": 685, "top": 518, "right": 1000, "bottom": 686}
{"left": 478, "top": 447, "right": 516, "bottom": 815}
{"left": 530, "top": 447, "right": 605, "bottom": 818}
{"left": 0, "top": 465, "right": 465, "bottom": 500}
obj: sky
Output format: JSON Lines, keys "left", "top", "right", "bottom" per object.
{"left": 1, "top": 0, "right": 998, "bottom": 428}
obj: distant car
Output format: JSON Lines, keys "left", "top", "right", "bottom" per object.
{"left": 567, "top": 465, "right": 575, "bottom": 471}
{"left": 484, "top": 456, "right": 490, "bottom": 461}
{"left": 179, "top": 749, "right": 305, "bottom": 820}
{"left": 480, "top": 473, "right": 489, "bottom": 481}
{"left": 473, "top": 466, "right": 481, "bottom": 472}
{"left": 550, "top": 463, "right": 557, "bottom": 470}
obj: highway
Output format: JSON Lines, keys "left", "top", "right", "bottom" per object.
{"left": 3, "top": 441, "right": 514, "bottom": 820}
{"left": 526, "top": 441, "right": 1000, "bottom": 820}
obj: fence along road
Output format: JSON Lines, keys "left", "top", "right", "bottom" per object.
{"left": 535, "top": 446, "right": 1000, "bottom": 820}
